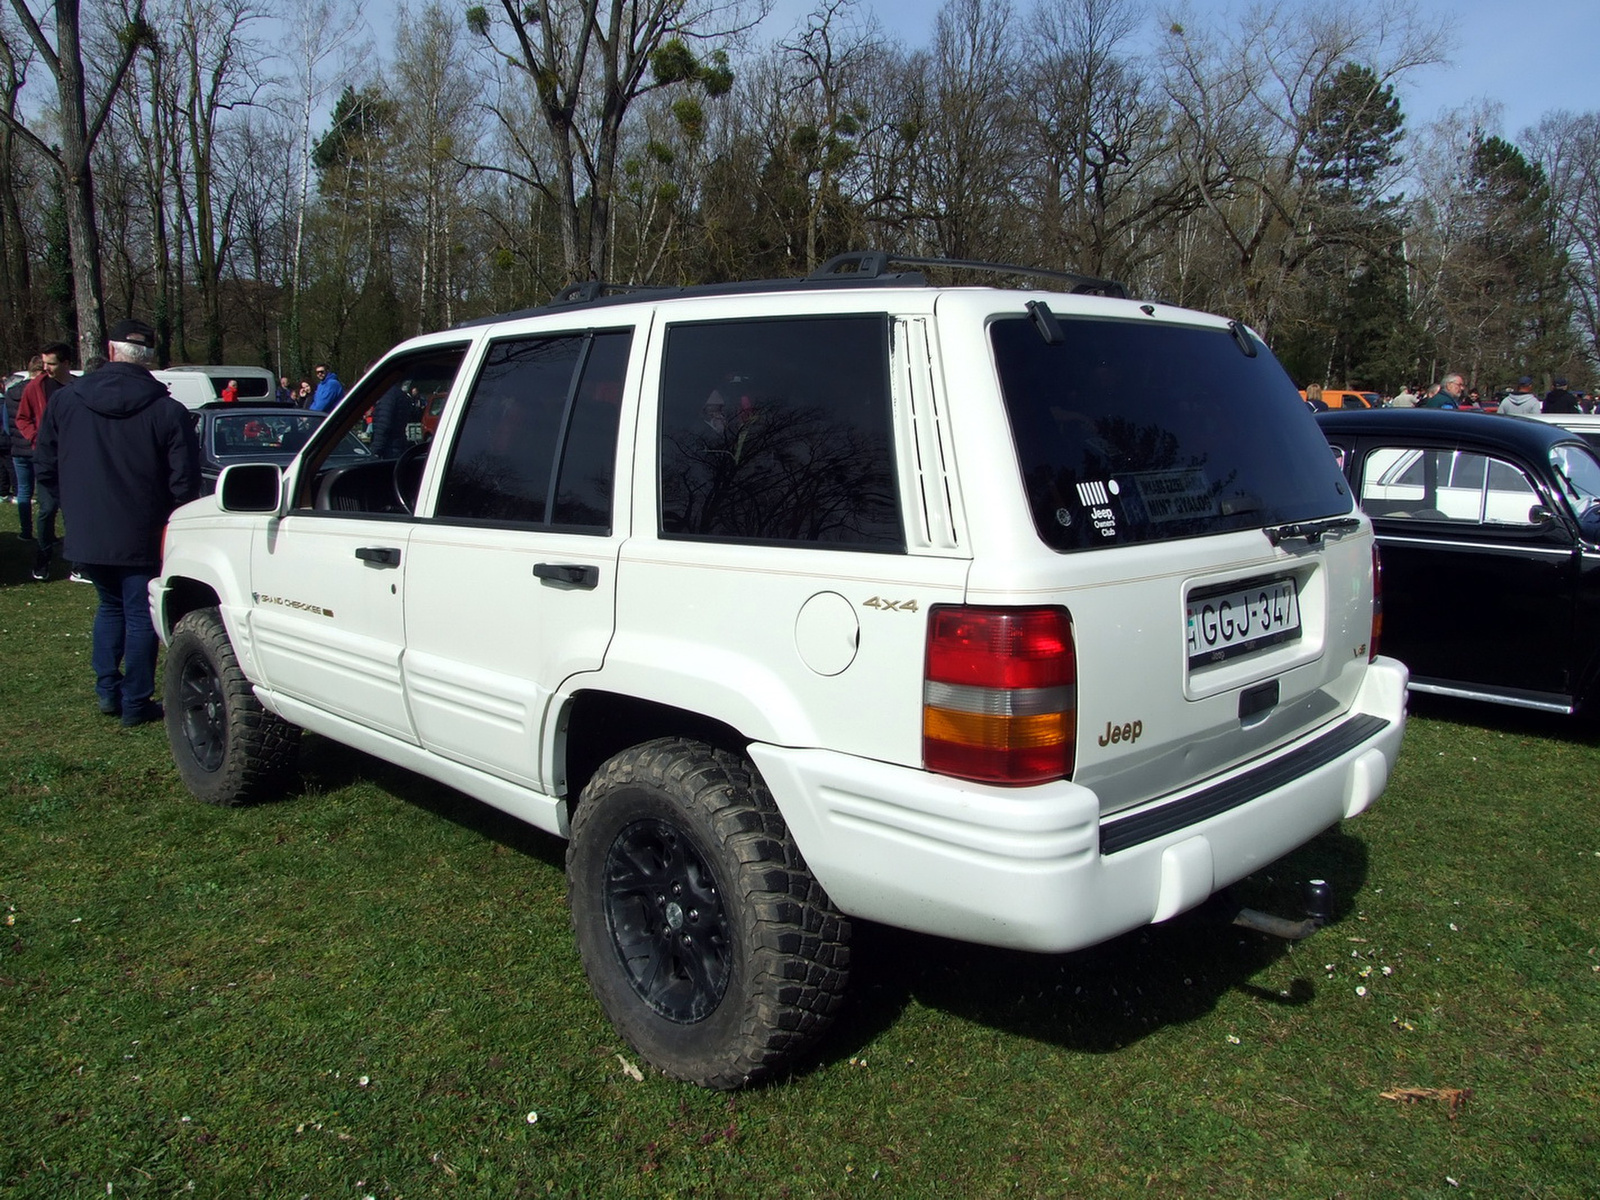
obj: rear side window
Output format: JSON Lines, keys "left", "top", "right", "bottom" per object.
{"left": 992, "top": 316, "right": 1349, "bottom": 552}
{"left": 658, "top": 316, "right": 903, "bottom": 550}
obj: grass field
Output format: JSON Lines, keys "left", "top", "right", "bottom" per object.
{"left": 3, "top": 537, "right": 1596, "bottom": 1198}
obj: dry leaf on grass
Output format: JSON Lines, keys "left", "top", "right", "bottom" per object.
{"left": 1380, "top": 1086, "right": 1473, "bottom": 1117}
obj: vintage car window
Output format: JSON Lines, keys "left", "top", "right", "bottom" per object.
{"left": 1359, "top": 446, "right": 1539, "bottom": 526}
{"left": 1552, "top": 443, "right": 1600, "bottom": 508}
{"left": 1448, "top": 452, "right": 1486, "bottom": 490}
{"left": 992, "top": 316, "right": 1348, "bottom": 551}
{"left": 658, "top": 315, "right": 902, "bottom": 549}
{"left": 436, "top": 330, "right": 630, "bottom": 532}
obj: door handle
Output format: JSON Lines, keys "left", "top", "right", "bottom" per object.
{"left": 355, "top": 546, "right": 401, "bottom": 567}
{"left": 533, "top": 562, "right": 599, "bottom": 589}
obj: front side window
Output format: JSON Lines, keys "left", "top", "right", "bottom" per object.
{"left": 992, "top": 316, "right": 1349, "bottom": 552}
{"left": 436, "top": 329, "right": 630, "bottom": 532}
{"left": 293, "top": 345, "right": 469, "bottom": 513}
{"left": 658, "top": 315, "right": 902, "bottom": 550}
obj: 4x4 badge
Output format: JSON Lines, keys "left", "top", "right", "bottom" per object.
{"left": 863, "top": 596, "right": 918, "bottom": 613}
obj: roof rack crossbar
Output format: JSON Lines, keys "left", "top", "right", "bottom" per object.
{"left": 808, "top": 251, "right": 1127, "bottom": 298}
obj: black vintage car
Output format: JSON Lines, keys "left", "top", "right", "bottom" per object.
{"left": 189, "top": 402, "right": 373, "bottom": 491}
{"left": 1317, "top": 408, "right": 1600, "bottom": 714}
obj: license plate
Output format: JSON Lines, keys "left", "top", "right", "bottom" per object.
{"left": 1186, "top": 576, "right": 1300, "bottom": 667}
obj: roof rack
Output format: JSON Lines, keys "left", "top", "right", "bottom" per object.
{"left": 807, "top": 251, "right": 1127, "bottom": 298}
{"left": 454, "top": 250, "right": 1128, "bottom": 327}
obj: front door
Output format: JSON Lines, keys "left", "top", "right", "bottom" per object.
{"left": 245, "top": 344, "right": 474, "bottom": 741}
{"left": 1360, "top": 443, "right": 1577, "bottom": 698}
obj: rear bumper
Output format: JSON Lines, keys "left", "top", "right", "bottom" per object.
{"left": 750, "top": 656, "right": 1408, "bottom": 953}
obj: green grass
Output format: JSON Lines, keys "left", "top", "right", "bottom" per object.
{"left": 3, "top": 537, "right": 1596, "bottom": 1198}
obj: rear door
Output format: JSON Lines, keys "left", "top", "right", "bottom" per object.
{"left": 962, "top": 298, "right": 1370, "bottom": 814}
{"left": 400, "top": 326, "right": 636, "bottom": 791}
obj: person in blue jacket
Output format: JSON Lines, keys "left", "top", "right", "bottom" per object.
{"left": 34, "top": 318, "right": 200, "bottom": 726}
{"left": 310, "top": 363, "right": 343, "bottom": 411}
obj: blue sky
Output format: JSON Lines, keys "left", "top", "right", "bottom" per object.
{"left": 756, "top": 0, "right": 1600, "bottom": 142}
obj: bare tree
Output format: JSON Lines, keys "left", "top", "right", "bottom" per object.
{"left": 280, "top": 0, "right": 366, "bottom": 369}
{"left": 1, "top": 0, "right": 152, "bottom": 359}
{"left": 777, "top": 0, "right": 879, "bottom": 269}
{"left": 0, "top": 15, "right": 40, "bottom": 357}
{"left": 391, "top": 0, "right": 481, "bottom": 330}
{"left": 1159, "top": 2, "right": 1444, "bottom": 335}
{"left": 912, "top": 0, "right": 1022, "bottom": 261}
{"left": 466, "top": 0, "right": 762, "bottom": 282}
{"left": 1527, "top": 110, "right": 1600, "bottom": 375}
{"left": 1019, "top": 0, "right": 1195, "bottom": 281}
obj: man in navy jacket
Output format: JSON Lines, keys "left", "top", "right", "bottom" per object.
{"left": 35, "top": 318, "right": 200, "bottom": 726}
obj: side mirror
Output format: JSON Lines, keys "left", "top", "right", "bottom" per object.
{"left": 1527, "top": 504, "right": 1555, "bottom": 527}
{"left": 218, "top": 462, "right": 283, "bottom": 514}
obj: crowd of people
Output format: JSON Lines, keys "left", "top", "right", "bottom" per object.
{"left": 3, "top": 326, "right": 357, "bottom": 730}
{"left": 4, "top": 321, "right": 200, "bottom": 727}
{"left": 1309, "top": 375, "right": 1595, "bottom": 414}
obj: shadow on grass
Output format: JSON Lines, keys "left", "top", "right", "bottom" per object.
{"left": 278, "top": 729, "right": 1373, "bottom": 1077}
{"left": 818, "top": 826, "right": 1371, "bottom": 1066}
{"left": 295, "top": 731, "right": 568, "bottom": 872}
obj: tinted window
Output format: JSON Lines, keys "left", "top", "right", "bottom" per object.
{"left": 437, "top": 330, "right": 629, "bottom": 531}
{"left": 659, "top": 316, "right": 902, "bottom": 549}
{"left": 992, "top": 317, "right": 1348, "bottom": 552}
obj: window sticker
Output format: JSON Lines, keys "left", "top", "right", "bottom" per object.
{"left": 1076, "top": 478, "right": 1121, "bottom": 538}
{"left": 1132, "top": 469, "right": 1217, "bottom": 524}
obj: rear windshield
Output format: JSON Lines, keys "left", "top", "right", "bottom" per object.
{"left": 991, "top": 315, "right": 1350, "bottom": 552}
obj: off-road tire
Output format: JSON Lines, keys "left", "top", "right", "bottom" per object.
{"left": 567, "top": 737, "right": 851, "bottom": 1089}
{"left": 164, "top": 607, "right": 301, "bottom": 806}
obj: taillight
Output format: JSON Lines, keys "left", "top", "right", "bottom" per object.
{"left": 924, "top": 606, "right": 1076, "bottom": 785}
{"left": 1370, "top": 544, "right": 1383, "bottom": 661}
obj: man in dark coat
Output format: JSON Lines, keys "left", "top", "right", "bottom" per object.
{"left": 1543, "top": 376, "right": 1580, "bottom": 414}
{"left": 35, "top": 318, "right": 200, "bottom": 726}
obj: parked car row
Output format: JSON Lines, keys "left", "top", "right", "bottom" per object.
{"left": 1317, "top": 408, "right": 1600, "bottom": 715}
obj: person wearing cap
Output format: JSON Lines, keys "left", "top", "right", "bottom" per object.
{"left": 1543, "top": 375, "right": 1579, "bottom": 414}
{"left": 34, "top": 318, "right": 200, "bottom": 726}
{"left": 1498, "top": 376, "right": 1542, "bottom": 415}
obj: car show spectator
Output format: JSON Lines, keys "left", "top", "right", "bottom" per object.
{"left": 277, "top": 375, "right": 293, "bottom": 405}
{"left": 220, "top": 378, "right": 239, "bottom": 404}
{"left": 1, "top": 357, "right": 38, "bottom": 502}
{"left": 1498, "top": 377, "right": 1543, "bottom": 415}
{"left": 1420, "top": 375, "right": 1463, "bottom": 408}
{"left": 310, "top": 364, "right": 343, "bottom": 411}
{"left": 1390, "top": 383, "right": 1419, "bottom": 407}
{"left": 1543, "top": 376, "right": 1580, "bottom": 414}
{"left": 33, "top": 317, "right": 200, "bottom": 726}
{"left": 15, "top": 342, "right": 74, "bottom": 578}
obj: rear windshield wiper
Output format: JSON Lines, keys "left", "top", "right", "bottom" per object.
{"left": 1265, "top": 516, "right": 1361, "bottom": 546}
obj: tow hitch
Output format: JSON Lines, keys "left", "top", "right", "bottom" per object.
{"left": 1231, "top": 878, "right": 1333, "bottom": 941}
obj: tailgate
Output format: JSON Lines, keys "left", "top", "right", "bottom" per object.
{"left": 987, "top": 528, "right": 1375, "bottom": 817}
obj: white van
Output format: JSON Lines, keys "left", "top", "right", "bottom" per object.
{"left": 153, "top": 366, "right": 279, "bottom": 410}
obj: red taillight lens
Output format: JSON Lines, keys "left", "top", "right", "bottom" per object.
{"left": 924, "top": 606, "right": 1076, "bottom": 785}
{"left": 1370, "top": 544, "right": 1383, "bottom": 661}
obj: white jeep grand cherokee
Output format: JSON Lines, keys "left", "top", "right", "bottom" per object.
{"left": 153, "top": 253, "right": 1407, "bottom": 1088}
